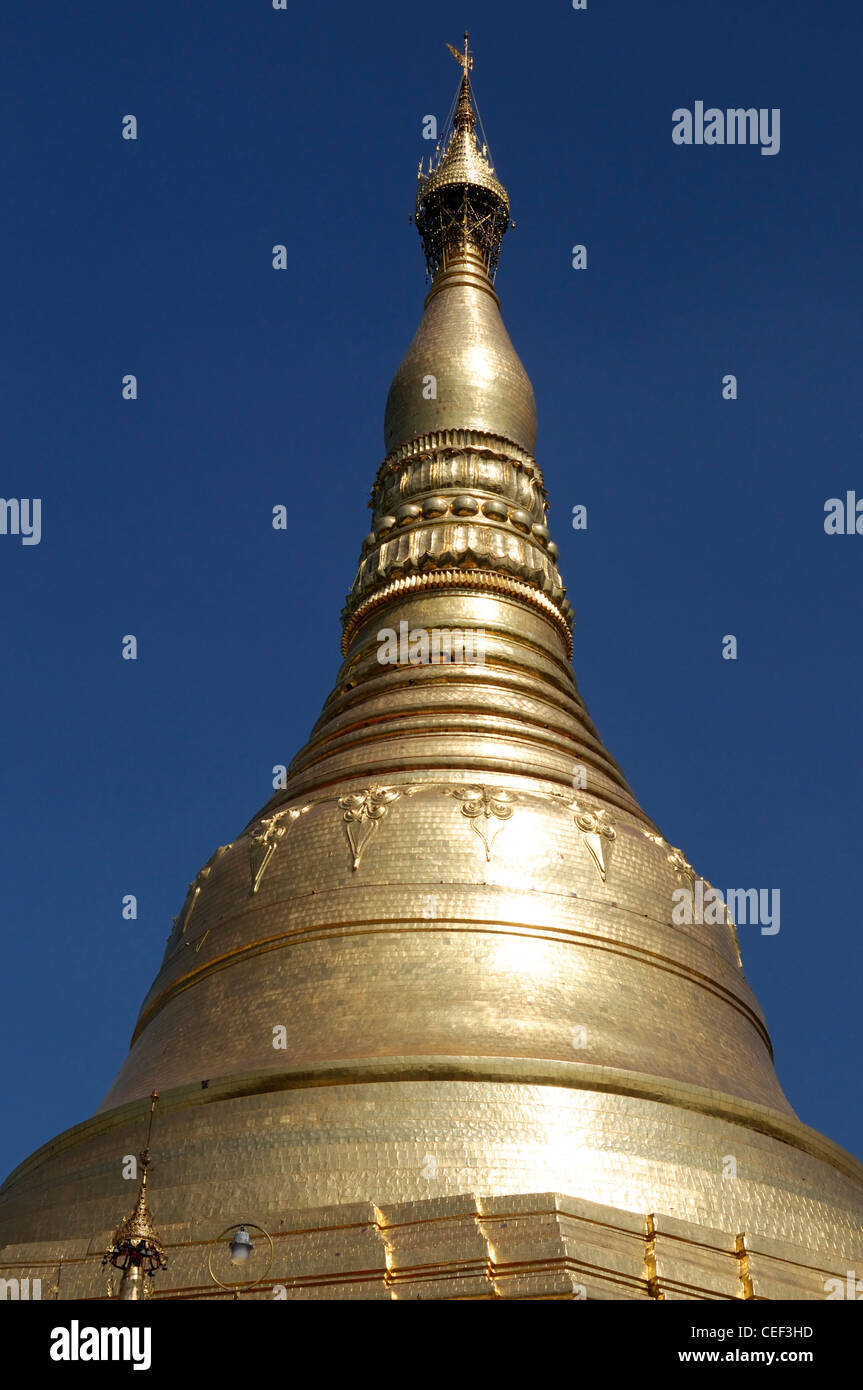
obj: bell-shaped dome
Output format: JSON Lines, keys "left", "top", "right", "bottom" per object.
{"left": 384, "top": 246, "right": 538, "bottom": 455}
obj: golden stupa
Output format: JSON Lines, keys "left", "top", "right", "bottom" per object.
{"left": 2, "top": 38, "right": 861, "bottom": 1300}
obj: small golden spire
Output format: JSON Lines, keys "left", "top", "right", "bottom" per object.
{"left": 103, "top": 1090, "right": 167, "bottom": 1300}
{"left": 414, "top": 36, "right": 510, "bottom": 282}
{"left": 447, "top": 33, "right": 476, "bottom": 133}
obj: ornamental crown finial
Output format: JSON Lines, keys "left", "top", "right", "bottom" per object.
{"left": 414, "top": 36, "right": 510, "bottom": 282}
{"left": 102, "top": 1089, "right": 167, "bottom": 1296}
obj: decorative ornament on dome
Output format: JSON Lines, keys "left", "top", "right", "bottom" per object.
{"left": 103, "top": 1091, "right": 167, "bottom": 1299}
{"left": 415, "top": 34, "right": 512, "bottom": 283}
{"left": 450, "top": 784, "right": 517, "bottom": 862}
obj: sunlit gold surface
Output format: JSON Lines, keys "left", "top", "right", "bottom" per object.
{"left": 1, "top": 42, "right": 861, "bottom": 1299}
{"left": 384, "top": 250, "right": 538, "bottom": 456}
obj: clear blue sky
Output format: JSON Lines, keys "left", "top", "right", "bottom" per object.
{"left": 1, "top": 0, "right": 861, "bottom": 1184}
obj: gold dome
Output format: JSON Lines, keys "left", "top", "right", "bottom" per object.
{"left": 1, "top": 37, "right": 861, "bottom": 1300}
{"left": 383, "top": 246, "right": 538, "bottom": 456}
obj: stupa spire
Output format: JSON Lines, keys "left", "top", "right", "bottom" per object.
{"left": 415, "top": 36, "right": 511, "bottom": 284}
{"left": 447, "top": 33, "right": 476, "bottom": 132}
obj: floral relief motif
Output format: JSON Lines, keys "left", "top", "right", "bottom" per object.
{"left": 339, "top": 786, "right": 413, "bottom": 870}
{"left": 172, "top": 843, "right": 233, "bottom": 939}
{"left": 667, "top": 846, "right": 696, "bottom": 887}
{"left": 641, "top": 830, "right": 739, "bottom": 964}
{"left": 248, "top": 805, "right": 310, "bottom": 895}
{"left": 567, "top": 801, "right": 616, "bottom": 882}
{"left": 449, "top": 785, "right": 516, "bottom": 861}
{"left": 643, "top": 830, "right": 697, "bottom": 888}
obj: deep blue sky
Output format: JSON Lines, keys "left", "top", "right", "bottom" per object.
{"left": 1, "top": 0, "right": 861, "bottom": 1184}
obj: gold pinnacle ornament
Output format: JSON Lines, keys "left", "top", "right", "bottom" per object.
{"left": 1, "top": 39, "right": 862, "bottom": 1301}
{"left": 103, "top": 1092, "right": 167, "bottom": 1300}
